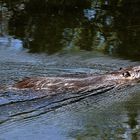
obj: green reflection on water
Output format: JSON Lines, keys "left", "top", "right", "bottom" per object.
{"left": 0, "top": 0, "right": 140, "bottom": 60}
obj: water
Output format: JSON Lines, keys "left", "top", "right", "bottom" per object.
{"left": 0, "top": 44, "right": 140, "bottom": 139}
{"left": 0, "top": 84, "right": 140, "bottom": 140}
{"left": 0, "top": 1, "right": 140, "bottom": 140}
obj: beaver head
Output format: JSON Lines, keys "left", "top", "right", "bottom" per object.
{"left": 121, "top": 66, "right": 140, "bottom": 80}
{"left": 108, "top": 66, "right": 140, "bottom": 83}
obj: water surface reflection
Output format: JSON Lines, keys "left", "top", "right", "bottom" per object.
{"left": 0, "top": 1, "right": 140, "bottom": 140}
{"left": 0, "top": 0, "right": 140, "bottom": 60}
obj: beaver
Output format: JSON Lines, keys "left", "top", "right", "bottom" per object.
{"left": 13, "top": 65, "right": 140, "bottom": 95}
{"left": 0, "top": 65, "right": 139, "bottom": 122}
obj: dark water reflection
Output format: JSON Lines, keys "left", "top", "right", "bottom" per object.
{"left": 0, "top": 0, "right": 140, "bottom": 60}
{"left": 0, "top": 0, "right": 140, "bottom": 140}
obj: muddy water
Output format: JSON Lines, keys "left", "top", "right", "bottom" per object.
{"left": 0, "top": 42, "right": 140, "bottom": 140}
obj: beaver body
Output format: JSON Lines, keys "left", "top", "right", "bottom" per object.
{"left": 13, "top": 65, "right": 140, "bottom": 95}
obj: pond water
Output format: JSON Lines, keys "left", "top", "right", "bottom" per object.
{"left": 0, "top": 42, "right": 140, "bottom": 140}
{"left": 0, "top": 1, "right": 140, "bottom": 140}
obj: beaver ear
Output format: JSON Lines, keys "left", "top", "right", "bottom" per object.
{"left": 119, "top": 67, "right": 123, "bottom": 70}
{"left": 122, "top": 71, "right": 131, "bottom": 77}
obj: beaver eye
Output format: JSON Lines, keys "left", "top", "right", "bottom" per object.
{"left": 119, "top": 67, "right": 123, "bottom": 70}
{"left": 122, "top": 71, "right": 131, "bottom": 77}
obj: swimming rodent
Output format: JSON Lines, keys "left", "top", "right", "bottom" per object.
{"left": 13, "top": 65, "right": 140, "bottom": 95}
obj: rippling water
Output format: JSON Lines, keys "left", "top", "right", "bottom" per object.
{"left": 0, "top": 1, "right": 140, "bottom": 139}
{"left": 0, "top": 41, "right": 140, "bottom": 139}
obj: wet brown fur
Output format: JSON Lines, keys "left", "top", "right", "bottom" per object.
{"left": 13, "top": 66, "right": 140, "bottom": 93}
